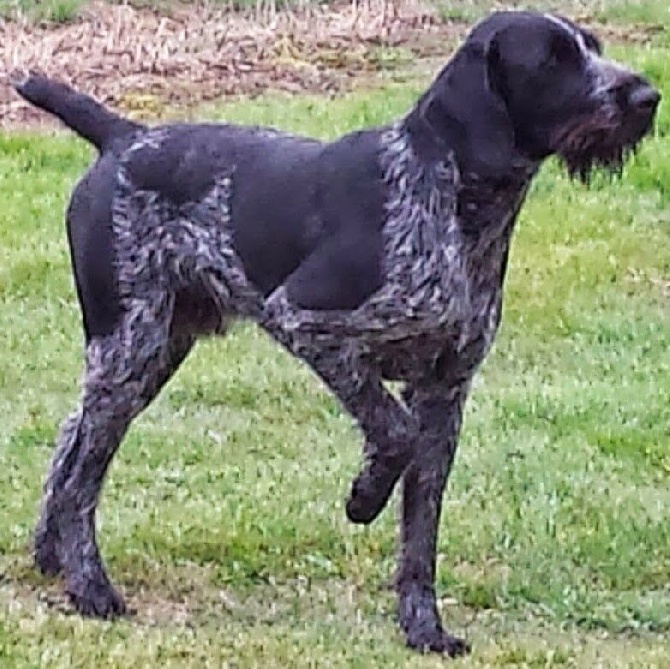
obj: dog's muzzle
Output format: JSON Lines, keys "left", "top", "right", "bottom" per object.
{"left": 597, "top": 59, "right": 661, "bottom": 130}
{"left": 627, "top": 81, "right": 661, "bottom": 116}
{"left": 617, "top": 75, "right": 661, "bottom": 130}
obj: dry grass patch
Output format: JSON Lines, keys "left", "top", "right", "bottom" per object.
{"left": 1, "top": 0, "right": 461, "bottom": 128}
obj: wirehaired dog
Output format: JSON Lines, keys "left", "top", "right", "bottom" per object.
{"left": 12, "top": 10, "right": 658, "bottom": 656}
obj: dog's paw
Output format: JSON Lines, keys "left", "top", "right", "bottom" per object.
{"left": 345, "top": 474, "right": 395, "bottom": 524}
{"left": 34, "top": 525, "right": 62, "bottom": 577}
{"left": 66, "top": 577, "right": 127, "bottom": 619}
{"left": 34, "top": 539, "right": 62, "bottom": 577}
{"left": 405, "top": 626, "right": 470, "bottom": 656}
{"left": 7, "top": 69, "right": 40, "bottom": 90}
{"left": 345, "top": 451, "right": 409, "bottom": 524}
{"left": 399, "top": 583, "right": 470, "bottom": 656}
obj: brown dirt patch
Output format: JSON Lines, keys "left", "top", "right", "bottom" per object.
{"left": 0, "top": 0, "right": 464, "bottom": 130}
{"left": 0, "top": 2, "right": 661, "bottom": 131}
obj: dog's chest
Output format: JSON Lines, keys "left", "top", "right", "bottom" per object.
{"left": 370, "top": 166, "right": 529, "bottom": 382}
{"left": 367, "top": 256, "right": 502, "bottom": 381}
{"left": 270, "top": 134, "right": 532, "bottom": 382}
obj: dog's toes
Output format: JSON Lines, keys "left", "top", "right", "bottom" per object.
{"left": 345, "top": 456, "right": 408, "bottom": 524}
{"left": 399, "top": 585, "right": 470, "bottom": 656}
{"left": 34, "top": 531, "right": 62, "bottom": 577}
{"left": 405, "top": 627, "right": 471, "bottom": 656}
{"left": 34, "top": 545, "right": 62, "bottom": 578}
{"left": 345, "top": 480, "right": 391, "bottom": 524}
{"left": 67, "top": 578, "right": 127, "bottom": 619}
{"left": 439, "top": 633, "right": 471, "bottom": 657}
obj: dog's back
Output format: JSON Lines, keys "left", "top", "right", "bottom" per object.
{"left": 14, "top": 74, "right": 388, "bottom": 335}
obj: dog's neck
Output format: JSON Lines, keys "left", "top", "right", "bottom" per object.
{"left": 395, "top": 114, "right": 541, "bottom": 298}
{"left": 401, "top": 113, "right": 539, "bottom": 237}
{"left": 404, "top": 108, "right": 538, "bottom": 178}
{"left": 457, "top": 162, "right": 538, "bottom": 231}
{"left": 404, "top": 95, "right": 536, "bottom": 174}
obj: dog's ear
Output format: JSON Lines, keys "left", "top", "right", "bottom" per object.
{"left": 414, "top": 39, "right": 516, "bottom": 180}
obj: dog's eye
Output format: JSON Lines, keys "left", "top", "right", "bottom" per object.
{"left": 547, "top": 34, "right": 581, "bottom": 69}
{"left": 581, "top": 31, "right": 603, "bottom": 55}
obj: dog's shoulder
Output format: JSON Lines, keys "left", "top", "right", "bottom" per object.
{"left": 314, "top": 128, "right": 387, "bottom": 234}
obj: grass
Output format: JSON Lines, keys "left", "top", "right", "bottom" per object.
{"left": 2, "top": 0, "right": 670, "bottom": 26}
{"left": 434, "top": 0, "right": 670, "bottom": 25}
{"left": 1, "top": 14, "right": 670, "bottom": 669}
{"left": 0, "top": 0, "right": 329, "bottom": 24}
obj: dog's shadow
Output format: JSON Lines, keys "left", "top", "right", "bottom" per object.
{"left": 3, "top": 551, "right": 405, "bottom": 632}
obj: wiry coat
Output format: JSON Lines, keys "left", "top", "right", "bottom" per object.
{"left": 11, "top": 9, "right": 659, "bottom": 657}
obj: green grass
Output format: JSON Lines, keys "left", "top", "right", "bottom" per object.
{"left": 0, "top": 28, "right": 669, "bottom": 669}
{"left": 3, "top": 0, "right": 670, "bottom": 26}
{"left": 0, "top": 0, "right": 81, "bottom": 22}
{"left": 3, "top": 0, "right": 670, "bottom": 28}
{"left": 0, "top": 0, "right": 336, "bottom": 23}
{"left": 434, "top": 0, "right": 670, "bottom": 25}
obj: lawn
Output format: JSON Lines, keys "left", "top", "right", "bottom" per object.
{"left": 2, "top": 0, "right": 670, "bottom": 25}
{"left": 0, "top": 5, "right": 669, "bottom": 668}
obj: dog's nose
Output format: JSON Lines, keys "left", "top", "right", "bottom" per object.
{"left": 629, "top": 84, "right": 661, "bottom": 114}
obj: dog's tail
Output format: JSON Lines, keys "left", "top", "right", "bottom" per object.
{"left": 11, "top": 72, "right": 143, "bottom": 152}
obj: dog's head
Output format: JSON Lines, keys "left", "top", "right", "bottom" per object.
{"left": 410, "top": 11, "right": 660, "bottom": 182}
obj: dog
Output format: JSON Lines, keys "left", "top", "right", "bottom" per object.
{"left": 11, "top": 10, "right": 659, "bottom": 656}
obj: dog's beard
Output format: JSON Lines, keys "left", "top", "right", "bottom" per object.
{"left": 551, "top": 108, "right": 653, "bottom": 183}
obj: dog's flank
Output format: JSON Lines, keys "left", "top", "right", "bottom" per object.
{"left": 12, "top": 10, "right": 658, "bottom": 657}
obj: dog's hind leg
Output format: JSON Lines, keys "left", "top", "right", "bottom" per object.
{"left": 34, "top": 293, "right": 194, "bottom": 617}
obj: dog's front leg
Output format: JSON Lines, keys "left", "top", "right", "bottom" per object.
{"left": 396, "top": 379, "right": 471, "bottom": 656}
{"left": 259, "top": 317, "right": 416, "bottom": 523}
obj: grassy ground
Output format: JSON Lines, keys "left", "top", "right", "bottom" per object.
{"left": 2, "top": 0, "right": 333, "bottom": 23}
{"left": 1, "top": 0, "right": 670, "bottom": 26}
{"left": 0, "top": 13, "right": 669, "bottom": 669}
{"left": 434, "top": 0, "right": 670, "bottom": 24}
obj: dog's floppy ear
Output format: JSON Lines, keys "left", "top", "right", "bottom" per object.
{"left": 414, "top": 38, "right": 516, "bottom": 180}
